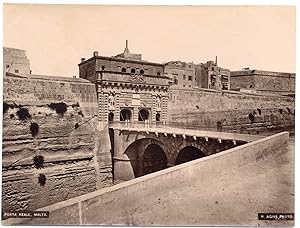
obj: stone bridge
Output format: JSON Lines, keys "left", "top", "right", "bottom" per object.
{"left": 110, "top": 123, "right": 262, "bottom": 181}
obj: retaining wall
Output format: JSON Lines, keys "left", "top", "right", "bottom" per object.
{"left": 2, "top": 73, "right": 112, "bottom": 212}
{"left": 3, "top": 132, "right": 289, "bottom": 225}
{"left": 168, "top": 88, "right": 295, "bottom": 133}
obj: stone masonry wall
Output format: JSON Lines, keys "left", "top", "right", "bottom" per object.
{"left": 2, "top": 73, "right": 112, "bottom": 212}
{"left": 168, "top": 88, "right": 295, "bottom": 134}
{"left": 230, "top": 70, "right": 295, "bottom": 92}
{"left": 230, "top": 75, "right": 255, "bottom": 90}
{"left": 253, "top": 75, "right": 295, "bottom": 92}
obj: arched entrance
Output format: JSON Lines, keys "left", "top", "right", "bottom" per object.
{"left": 175, "top": 146, "right": 206, "bottom": 165}
{"left": 138, "top": 109, "right": 150, "bottom": 121}
{"left": 143, "top": 144, "right": 168, "bottom": 175}
{"left": 120, "top": 108, "right": 132, "bottom": 121}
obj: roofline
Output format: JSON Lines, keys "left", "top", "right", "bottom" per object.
{"left": 230, "top": 69, "right": 295, "bottom": 75}
{"left": 3, "top": 46, "right": 26, "bottom": 52}
{"left": 5, "top": 72, "right": 92, "bottom": 84}
{"left": 78, "top": 55, "right": 164, "bottom": 67}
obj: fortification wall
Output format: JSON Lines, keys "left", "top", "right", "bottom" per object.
{"left": 253, "top": 75, "right": 295, "bottom": 92}
{"left": 2, "top": 73, "right": 112, "bottom": 212}
{"left": 168, "top": 88, "right": 295, "bottom": 134}
{"left": 230, "top": 70, "right": 295, "bottom": 92}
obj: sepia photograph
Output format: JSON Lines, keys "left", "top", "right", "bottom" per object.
{"left": 1, "top": 3, "right": 296, "bottom": 226}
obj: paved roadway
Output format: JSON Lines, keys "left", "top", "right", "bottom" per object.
{"left": 108, "top": 139, "right": 294, "bottom": 226}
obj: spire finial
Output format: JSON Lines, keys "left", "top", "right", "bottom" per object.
{"left": 215, "top": 56, "right": 218, "bottom": 65}
{"left": 126, "top": 40, "right": 128, "bottom": 49}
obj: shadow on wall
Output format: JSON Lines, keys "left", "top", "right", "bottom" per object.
{"left": 124, "top": 139, "right": 167, "bottom": 178}
{"left": 124, "top": 140, "right": 209, "bottom": 179}
{"left": 175, "top": 146, "right": 206, "bottom": 165}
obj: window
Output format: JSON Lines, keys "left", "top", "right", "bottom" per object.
{"left": 188, "top": 76, "right": 192, "bottom": 81}
{"left": 157, "top": 72, "right": 161, "bottom": 76}
{"left": 174, "top": 78, "right": 178, "bottom": 85}
{"left": 6, "top": 65, "right": 9, "bottom": 69}
{"left": 140, "top": 69, "right": 144, "bottom": 74}
{"left": 131, "top": 68, "right": 136, "bottom": 74}
{"left": 101, "top": 66, "right": 105, "bottom": 70}
{"left": 183, "top": 85, "right": 185, "bottom": 87}
{"left": 183, "top": 75, "right": 186, "bottom": 80}
{"left": 121, "top": 67, "right": 126, "bottom": 72}
{"left": 15, "top": 69, "right": 19, "bottom": 73}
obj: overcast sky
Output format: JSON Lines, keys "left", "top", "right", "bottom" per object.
{"left": 3, "top": 4, "right": 296, "bottom": 76}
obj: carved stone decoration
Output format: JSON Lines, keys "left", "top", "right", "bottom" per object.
{"left": 156, "top": 94, "right": 162, "bottom": 109}
{"left": 108, "top": 91, "right": 115, "bottom": 108}
{"left": 128, "top": 74, "right": 146, "bottom": 83}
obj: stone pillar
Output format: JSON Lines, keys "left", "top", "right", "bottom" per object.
{"left": 133, "top": 106, "right": 139, "bottom": 123}
{"left": 113, "top": 129, "right": 135, "bottom": 181}
{"left": 92, "top": 120, "right": 113, "bottom": 188}
{"left": 151, "top": 94, "right": 157, "bottom": 123}
{"left": 115, "top": 93, "right": 120, "bottom": 122}
{"left": 161, "top": 95, "right": 168, "bottom": 123}
{"left": 98, "top": 90, "right": 109, "bottom": 122}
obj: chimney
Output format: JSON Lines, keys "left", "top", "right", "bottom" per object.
{"left": 93, "top": 51, "right": 98, "bottom": 57}
{"left": 215, "top": 56, "right": 218, "bottom": 65}
{"left": 81, "top": 58, "right": 85, "bottom": 63}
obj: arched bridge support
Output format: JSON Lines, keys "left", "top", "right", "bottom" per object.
{"left": 111, "top": 128, "right": 247, "bottom": 182}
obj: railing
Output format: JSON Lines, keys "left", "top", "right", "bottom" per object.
{"left": 108, "top": 121, "right": 267, "bottom": 142}
{"left": 108, "top": 116, "right": 295, "bottom": 137}
{"left": 109, "top": 121, "right": 220, "bottom": 132}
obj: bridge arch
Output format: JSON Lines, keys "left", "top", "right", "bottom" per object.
{"left": 175, "top": 146, "right": 206, "bottom": 165}
{"left": 124, "top": 138, "right": 168, "bottom": 178}
{"left": 143, "top": 144, "right": 168, "bottom": 175}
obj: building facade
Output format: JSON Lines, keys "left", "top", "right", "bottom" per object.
{"left": 195, "top": 59, "right": 230, "bottom": 90}
{"left": 164, "top": 61, "right": 196, "bottom": 89}
{"left": 164, "top": 58, "right": 230, "bottom": 91}
{"left": 230, "top": 69, "right": 295, "bottom": 94}
{"left": 79, "top": 41, "right": 171, "bottom": 125}
{"left": 3, "top": 47, "right": 30, "bottom": 75}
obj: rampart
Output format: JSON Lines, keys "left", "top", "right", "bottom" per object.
{"left": 2, "top": 73, "right": 112, "bottom": 211}
{"left": 230, "top": 70, "right": 295, "bottom": 92}
{"left": 168, "top": 88, "right": 295, "bottom": 134}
